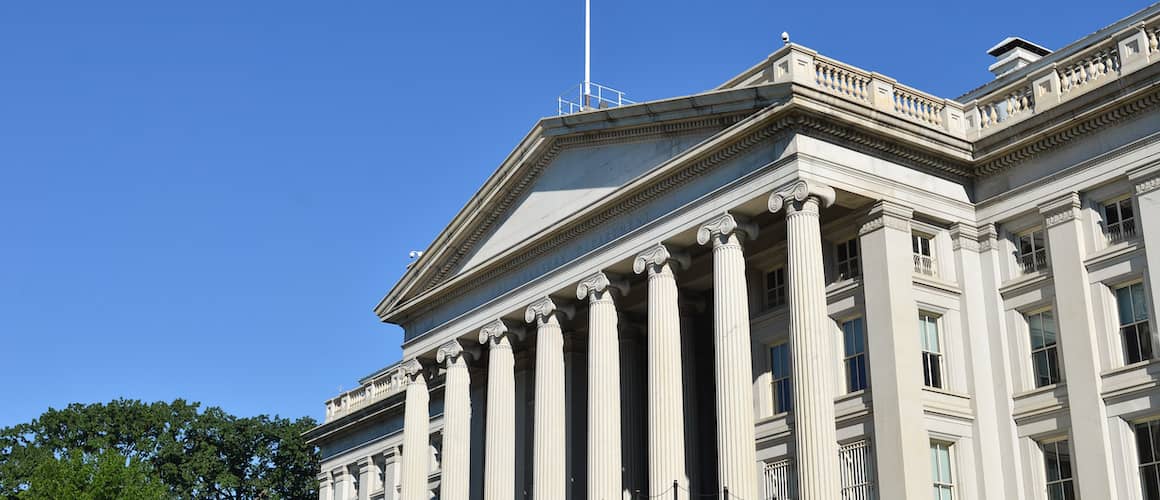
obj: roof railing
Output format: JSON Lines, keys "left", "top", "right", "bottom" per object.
{"left": 557, "top": 82, "right": 636, "bottom": 115}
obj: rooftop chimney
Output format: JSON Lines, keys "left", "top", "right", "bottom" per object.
{"left": 987, "top": 37, "right": 1052, "bottom": 78}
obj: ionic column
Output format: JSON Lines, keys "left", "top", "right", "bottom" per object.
{"left": 577, "top": 272, "right": 629, "bottom": 500}
{"left": 437, "top": 340, "right": 475, "bottom": 500}
{"left": 400, "top": 359, "right": 430, "bottom": 500}
{"left": 768, "top": 180, "right": 840, "bottom": 500}
{"left": 633, "top": 244, "right": 690, "bottom": 500}
{"left": 697, "top": 213, "right": 759, "bottom": 499}
{"left": 478, "top": 320, "right": 521, "bottom": 500}
{"left": 526, "top": 297, "right": 573, "bottom": 500}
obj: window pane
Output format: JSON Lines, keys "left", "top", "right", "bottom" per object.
{"left": 1119, "top": 286, "right": 1136, "bottom": 325}
{"left": 1139, "top": 422, "right": 1156, "bottom": 464}
{"left": 1121, "top": 200, "right": 1134, "bottom": 221}
{"left": 1106, "top": 203, "right": 1121, "bottom": 225}
{"left": 1029, "top": 314, "right": 1044, "bottom": 349}
{"left": 1133, "top": 283, "right": 1149, "bottom": 322}
{"left": 1033, "top": 352, "right": 1049, "bottom": 387}
{"left": 1043, "top": 311, "right": 1056, "bottom": 346}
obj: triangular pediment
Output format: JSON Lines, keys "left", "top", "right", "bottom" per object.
{"left": 375, "top": 100, "right": 771, "bottom": 320}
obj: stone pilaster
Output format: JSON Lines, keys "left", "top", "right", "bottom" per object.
{"left": 1039, "top": 193, "right": 1118, "bottom": 499}
{"left": 400, "top": 359, "right": 430, "bottom": 500}
{"left": 768, "top": 180, "right": 840, "bottom": 500}
{"left": 696, "top": 213, "right": 759, "bottom": 499}
{"left": 479, "top": 319, "right": 521, "bottom": 500}
{"left": 857, "top": 200, "right": 932, "bottom": 500}
{"left": 437, "top": 340, "right": 476, "bottom": 500}
{"left": 317, "top": 473, "right": 331, "bottom": 500}
{"left": 577, "top": 272, "right": 628, "bottom": 500}
{"left": 357, "top": 457, "right": 372, "bottom": 500}
{"left": 1130, "top": 164, "right": 1160, "bottom": 338}
{"left": 633, "top": 244, "right": 690, "bottom": 500}
{"left": 526, "top": 297, "right": 573, "bottom": 500}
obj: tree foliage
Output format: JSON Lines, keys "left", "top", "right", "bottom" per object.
{"left": 0, "top": 399, "right": 319, "bottom": 500}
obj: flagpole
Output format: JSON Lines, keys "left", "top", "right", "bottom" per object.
{"left": 584, "top": 0, "right": 591, "bottom": 107}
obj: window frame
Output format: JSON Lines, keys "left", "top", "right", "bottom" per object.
{"left": 930, "top": 440, "right": 955, "bottom": 500}
{"left": 835, "top": 238, "right": 862, "bottom": 280}
{"left": 1137, "top": 419, "right": 1160, "bottom": 500}
{"left": 1016, "top": 227, "right": 1049, "bottom": 274}
{"left": 765, "top": 266, "right": 788, "bottom": 310}
{"left": 842, "top": 317, "right": 868, "bottom": 393}
{"left": 1039, "top": 437, "right": 1076, "bottom": 500}
{"left": 1116, "top": 281, "right": 1153, "bottom": 365}
{"left": 1025, "top": 308, "right": 1061, "bottom": 388}
{"left": 1103, "top": 196, "right": 1138, "bottom": 244}
{"left": 919, "top": 312, "right": 944, "bottom": 389}
{"left": 912, "top": 232, "right": 937, "bottom": 276}
{"left": 769, "top": 341, "right": 793, "bottom": 414}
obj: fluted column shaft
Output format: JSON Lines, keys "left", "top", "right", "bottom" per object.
{"left": 579, "top": 272, "right": 624, "bottom": 500}
{"left": 481, "top": 326, "right": 516, "bottom": 500}
{"left": 528, "top": 299, "right": 568, "bottom": 500}
{"left": 698, "top": 214, "right": 758, "bottom": 500}
{"left": 785, "top": 198, "right": 840, "bottom": 500}
{"left": 634, "top": 245, "right": 689, "bottom": 500}
{"left": 401, "top": 362, "right": 430, "bottom": 500}
{"left": 438, "top": 342, "right": 472, "bottom": 500}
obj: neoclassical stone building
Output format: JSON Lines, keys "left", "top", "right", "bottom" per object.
{"left": 305, "top": 4, "right": 1160, "bottom": 500}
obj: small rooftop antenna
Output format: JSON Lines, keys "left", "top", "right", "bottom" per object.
{"left": 781, "top": 32, "right": 790, "bottom": 45}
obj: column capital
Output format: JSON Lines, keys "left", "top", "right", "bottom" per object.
{"left": 576, "top": 271, "right": 630, "bottom": 301}
{"left": 858, "top": 200, "right": 913, "bottom": 236}
{"left": 1039, "top": 192, "right": 1082, "bottom": 228}
{"left": 436, "top": 339, "right": 479, "bottom": 366}
{"left": 948, "top": 222, "right": 983, "bottom": 252}
{"left": 1128, "top": 162, "right": 1160, "bottom": 195}
{"left": 524, "top": 296, "right": 573, "bottom": 324}
{"left": 696, "top": 212, "right": 758, "bottom": 246}
{"left": 478, "top": 318, "right": 524, "bottom": 346}
{"left": 767, "top": 179, "right": 836, "bottom": 213}
{"left": 632, "top": 243, "right": 690, "bottom": 275}
{"left": 401, "top": 358, "right": 427, "bottom": 384}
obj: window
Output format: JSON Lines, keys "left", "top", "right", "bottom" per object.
{"left": 1104, "top": 198, "right": 1137, "bottom": 243}
{"left": 836, "top": 238, "right": 862, "bottom": 280}
{"left": 761, "top": 458, "right": 797, "bottom": 500}
{"left": 1041, "top": 439, "right": 1075, "bottom": 500}
{"left": 770, "top": 343, "right": 793, "bottom": 414}
{"left": 842, "top": 318, "right": 868, "bottom": 393}
{"left": 840, "top": 440, "right": 875, "bottom": 499}
{"left": 765, "top": 267, "right": 787, "bottom": 309}
{"left": 1017, "top": 229, "right": 1049, "bottom": 274}
{"left": 1138, "top": 420, "right": 1160, "bottom": 500}
{"left": 913, "top": 233, "right": 936, "bottom": 276}
{"left": 919, "top": 313, "right": 943, "bottom": 389}
{"left": 930, "top": 441, "right": 954, "bottom": 500}
{"left": 1117, "top": 282, "right": 1152, "bottom": 364}
{"left": 1027, "top": 310, "right": 1061, "bottom": 387}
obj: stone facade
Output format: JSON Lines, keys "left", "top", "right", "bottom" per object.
{"left": 305, "top": 5, "right": 1160, "bottom": 500}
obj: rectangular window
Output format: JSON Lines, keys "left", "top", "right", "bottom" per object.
{"left": 930, "top": 441, "right": 954, "bottom": 500}
{"left": 920, "top": 313, "right": 943, "bottom": 389}
{"left": 1041, "top": 439, "right": 1075, "bottom": 500}
{"left": 761, "top": 458, "right": 797, "bottom": 500}
{"left": 1017, "top": 229, "right": 1049, "bottom": 274}
{"left": 1104, "top": 198, "right": 1138, "bottom": 243}
{"left": 1138, "top": 420, "right": 1160, "bottom": 500}
{"left": 836, "top": 238, "right": 862, "bottom": 280}
{"left": 1117, "top": 282, "right": 1152, "bottom": 364}
{"left": 913, "top": 233, "right": 936, "bottom": 276}
{"left": 1027, "top": 310, "right": 1061, "bottom": 387}
{"left": 840, "top": 440, "right": 875, "bottom": 499}
{"left": 842, "top": 318, "right": 868, "bottom": 393}
{"left": 770, "top": 343, "right": 793, "bottom": 414}
{"left": 766, "top": 267, "right": 787, "bottom": 309}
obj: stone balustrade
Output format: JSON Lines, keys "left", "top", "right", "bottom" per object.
{"left": 768, "top": 12, "right": 1160, "bottom": 141}
{"left": 324, "top": 364, "right": 408, "bottom": 423}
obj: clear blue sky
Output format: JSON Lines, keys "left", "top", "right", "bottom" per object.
{"left": 0, "top": 0, "right": 1149, "bottom": 428}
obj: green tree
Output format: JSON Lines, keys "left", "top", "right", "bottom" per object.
{"left": 0, "top": 400, "right": 319, "bottom": 500}
{"left": 18, "top": 449, "right": 167, "bottom": 500}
